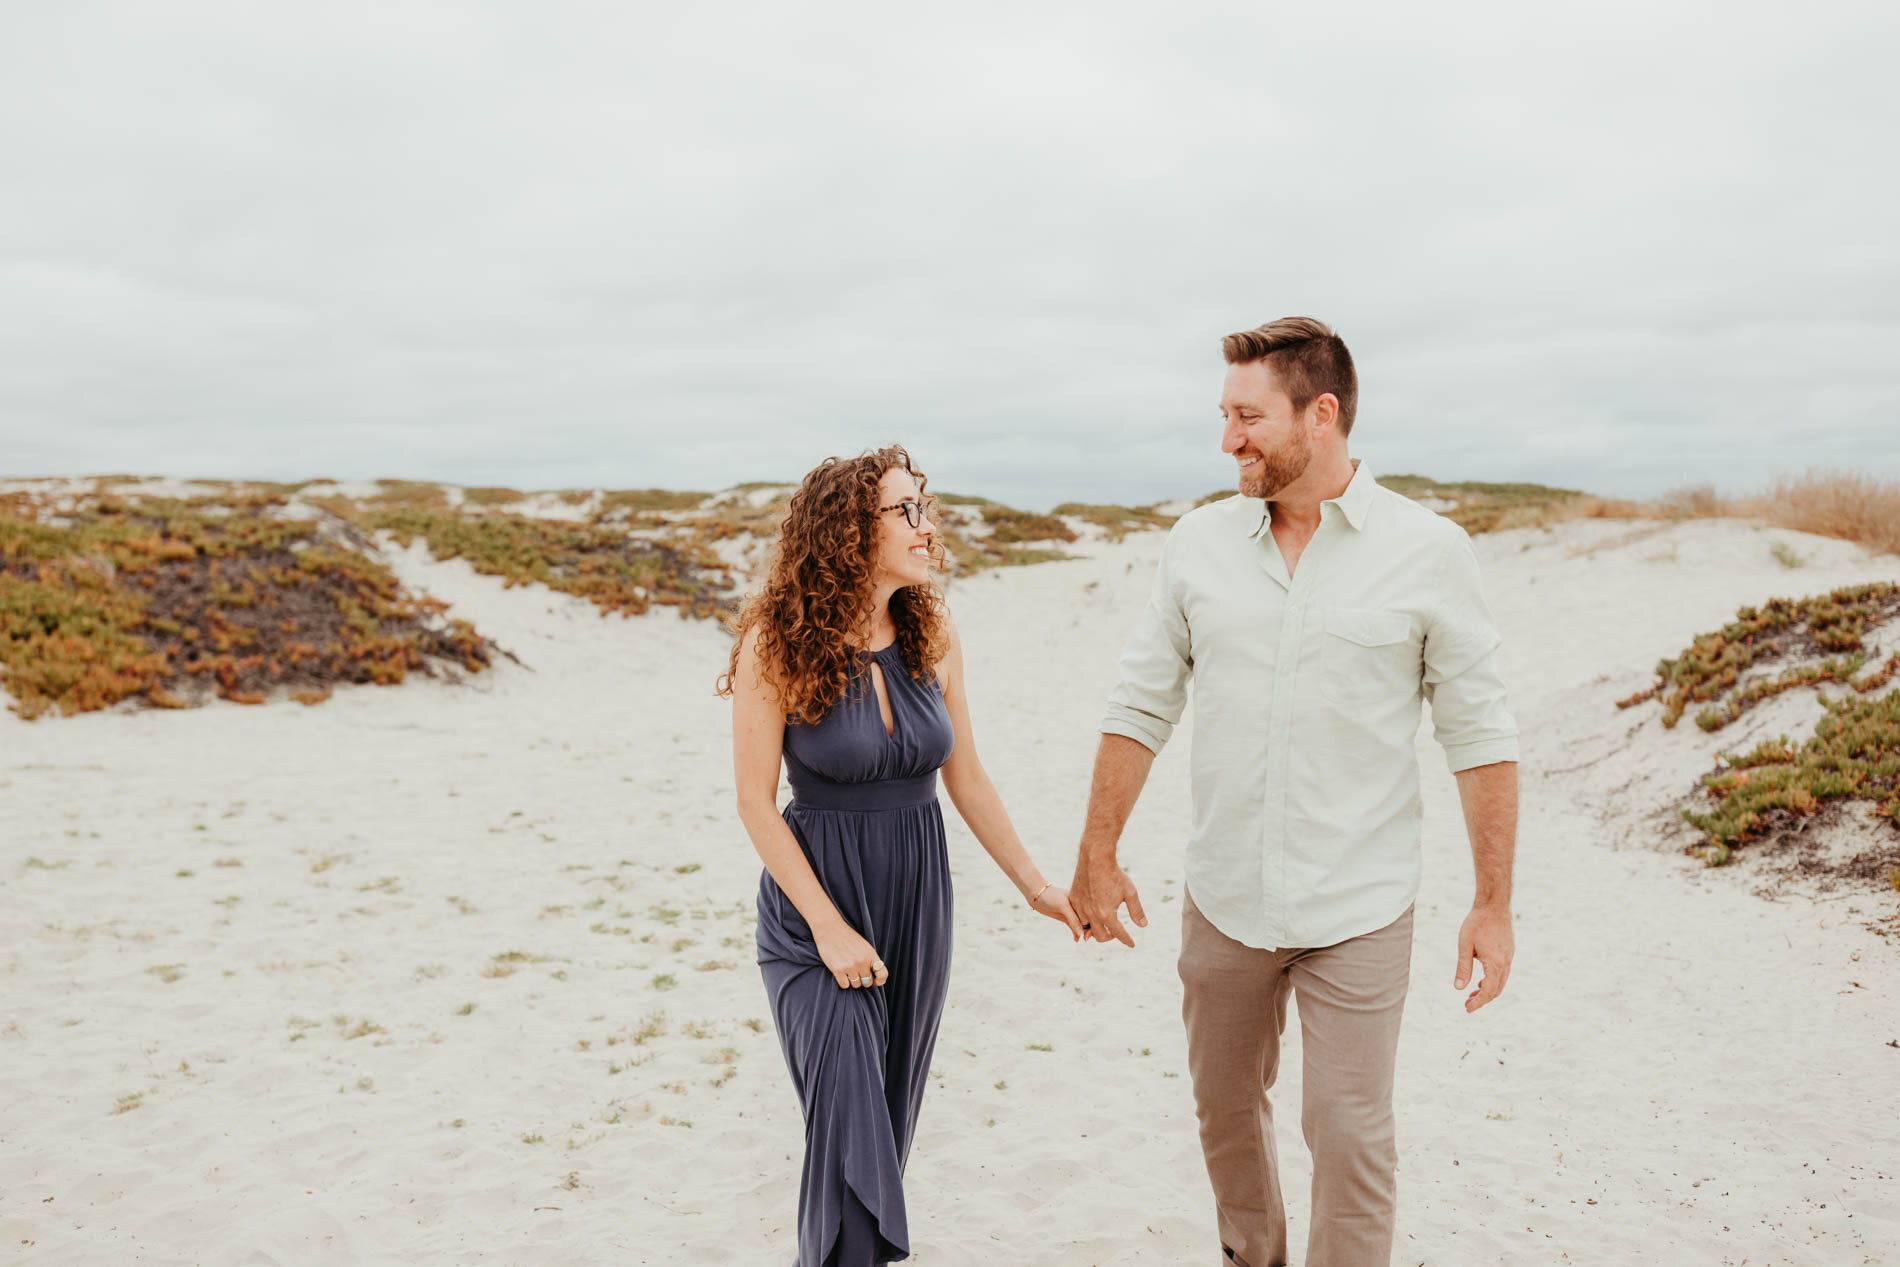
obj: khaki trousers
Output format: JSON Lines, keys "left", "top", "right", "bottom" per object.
{"left": 1178, "top": 888, "right": 1414, "bottom": 1267}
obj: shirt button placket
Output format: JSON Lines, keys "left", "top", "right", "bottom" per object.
{"left": 1263, "top": 579, "right": 1306, "bottom": 948}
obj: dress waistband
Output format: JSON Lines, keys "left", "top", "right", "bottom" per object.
{"left": 788, "top": 770, "right": 938, "bottom": 812}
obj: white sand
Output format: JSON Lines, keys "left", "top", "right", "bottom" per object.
{"left": 5, "top": 517, "right": 1899, "bottom": 1265}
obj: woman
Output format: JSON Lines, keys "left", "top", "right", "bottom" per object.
{"left": 719, "top": 446, "right": 1083, "bottom": 1266}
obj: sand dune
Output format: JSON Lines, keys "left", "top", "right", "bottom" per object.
{"left": 6, "top": 516, "right": 1899, "bottom": 1264}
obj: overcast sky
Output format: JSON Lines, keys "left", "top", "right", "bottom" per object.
{"left": 3, "top": 2, "right": 1896, "bottom": 509}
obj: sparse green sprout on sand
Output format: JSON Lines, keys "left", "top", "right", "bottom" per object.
{"left": 482, "top": 950, "right": 548, "bottom": 979}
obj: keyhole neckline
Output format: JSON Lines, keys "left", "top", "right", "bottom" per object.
{"left": 865, "top": 652, "right": 898, "bottom": 741}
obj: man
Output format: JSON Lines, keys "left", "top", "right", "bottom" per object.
{"left": 1069, "top": 317, "right": 1519, "bottom": 1267}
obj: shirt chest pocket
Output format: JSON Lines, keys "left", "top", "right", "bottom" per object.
{"left": 1319, "top": 608, "right": 1420, "bottom": 705}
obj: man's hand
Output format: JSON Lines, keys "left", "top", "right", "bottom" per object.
{"left": 1455, "top": 903, "right": 1513, "bottom": 1012}
{"left": 1070, "top": 851, "right": 1146, "bottom": 947}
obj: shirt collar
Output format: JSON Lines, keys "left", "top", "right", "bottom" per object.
{"left": 1244, "top": 458, "right": 1374, "bottom": 537}
{"left": 1328, "top": 458, "right": 1374, "bottom": 530}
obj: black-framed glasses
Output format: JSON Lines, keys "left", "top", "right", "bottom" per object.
{"left": 877, "top": 498, "right": 932, "bottom": 528}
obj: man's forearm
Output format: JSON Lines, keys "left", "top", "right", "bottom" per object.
{"left": 1079, "top": 733, "right": 1157, "bottom": 860}
{"left": 1453, "top": 760, "right": 1517, "bottom": 908}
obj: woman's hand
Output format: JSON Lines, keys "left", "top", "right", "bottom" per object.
{"left": 1030, "top": 884, "right": 1086, "bottom": 942}
{"left": 814, "top": 921, "right": 889, "bottom": 991}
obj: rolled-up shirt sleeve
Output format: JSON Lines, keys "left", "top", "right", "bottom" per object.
{"left": 1423, "top": 529, "right": 1519, "bottom": 773}
{"left": 1100, "top": 530, "right": 1193, "bottom": 754}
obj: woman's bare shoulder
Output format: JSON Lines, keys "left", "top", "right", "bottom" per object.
{"left": 934, "top": 608, "right": 964, "bottom": 684}
{"left": 731, "top": 624, "right": 781, "bottom": 699}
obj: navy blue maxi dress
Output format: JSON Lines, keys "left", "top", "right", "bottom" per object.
{"left": 755, "top": 641, "right": 957, "bottom": 1267}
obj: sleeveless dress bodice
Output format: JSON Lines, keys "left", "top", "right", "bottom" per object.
{"left": 780, "top": 642, "right": 956, "bottom": 802}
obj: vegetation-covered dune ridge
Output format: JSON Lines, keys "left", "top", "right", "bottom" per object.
{"left": 0, "top": 476, "right": 1103, "bottom": 718}
{"left": 1383, "top": 468, "right": 1900, "bottom": 557}
{"left": 8, "top": 468, "right": 1896, "bottom": 720}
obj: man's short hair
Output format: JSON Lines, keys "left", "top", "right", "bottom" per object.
{"left": 1221, "top": 317, "right": 1358, "bottom": 436}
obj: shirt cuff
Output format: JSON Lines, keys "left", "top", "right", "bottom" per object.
{"left": 1100, "top": 706, "right": 1170, "bottom": 755}
{"left": 1442, "top": 735, "right": 1519, "bottom": 774}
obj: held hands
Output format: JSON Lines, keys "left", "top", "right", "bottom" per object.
{"left": 814, "top": 921, "right": 889, "bottom": 992}
{"left": 1455, "top": 902, "right": 1513, "bottom": 1012}
{"left": 1070, "top": 852, "right": 1147, "bottom": 946}
{"left": 1028, "top": 882, "right": 1086, "bottom": 941}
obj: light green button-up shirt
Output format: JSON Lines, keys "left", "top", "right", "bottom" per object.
{"left": 1101, "top": 461, "right": 1519, "bottom": 951}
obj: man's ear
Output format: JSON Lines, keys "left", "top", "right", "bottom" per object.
{"left": 1310, "top": 393, "right": 1340, "bottom": 436}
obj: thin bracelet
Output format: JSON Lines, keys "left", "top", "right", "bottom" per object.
{"left": 1028, "top": 881, "right": 1052, "bottom": 909}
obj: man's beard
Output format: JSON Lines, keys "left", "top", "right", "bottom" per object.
{"left": 1237, "top": 430, "right": 1313, "bottom": 500}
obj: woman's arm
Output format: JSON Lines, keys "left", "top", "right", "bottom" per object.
{"left": 936, "top": 616, "right": 1084, "bottom": 938}
{"left": 731, "top": 628, "right": 888, "bottom": 989}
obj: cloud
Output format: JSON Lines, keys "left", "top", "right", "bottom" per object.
{"left": 2, "top": 1, "right": 1895, "bottom": 508}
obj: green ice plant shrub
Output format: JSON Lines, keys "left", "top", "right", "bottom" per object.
{"left": 1619, "top": 583, "right": 1900, "bottom": 869}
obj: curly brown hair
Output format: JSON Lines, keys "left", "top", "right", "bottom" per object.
{"left": 716, "top": 445, "right": 950, "bottom": 724}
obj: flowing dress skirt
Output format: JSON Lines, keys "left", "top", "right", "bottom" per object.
{"left": 756, "top": 792, "right": 954, "bottom": 1266}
